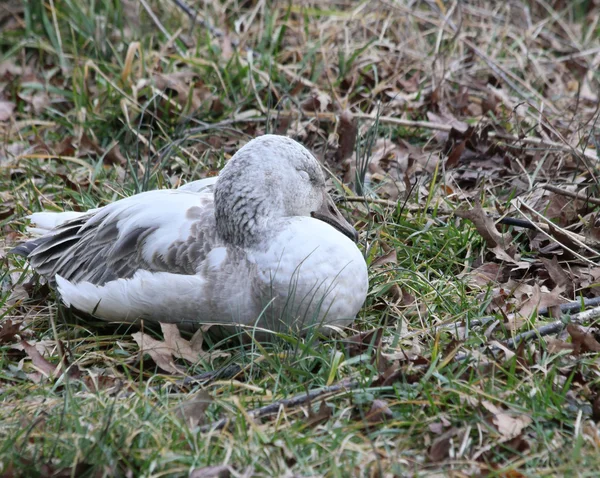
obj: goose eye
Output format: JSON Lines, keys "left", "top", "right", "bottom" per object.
{"left": 298, "top": 170, "right": 310, "bottom": 182}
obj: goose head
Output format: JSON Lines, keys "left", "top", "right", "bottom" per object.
{"left": 214, "top": 135, "right": 358, "bottom": 247}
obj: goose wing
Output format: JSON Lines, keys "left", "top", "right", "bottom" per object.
{"left": 23, "top": 189, "right": 221, "bottom": 286}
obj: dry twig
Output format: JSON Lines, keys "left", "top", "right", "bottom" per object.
{"left": 200, "top": 378, "right": 360, "bottom": 432}
{"left": 542, "top": 184, "right": 600, "bottom": 206}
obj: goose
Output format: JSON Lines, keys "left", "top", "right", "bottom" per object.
{"left": 12, "top": 135, "right": 368, "bottom": 339}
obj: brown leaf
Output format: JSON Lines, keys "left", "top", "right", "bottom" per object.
{"left": 371, "top": 248, "right": 397, "bottom": 268}
{"left": 567, "top": 324, "right": 600, "bottom": 355}
{"left": 83, "top": 374, "right": 122, "bottom": 393}
{"left": 428, "top": 427, "right": 462, "bottom": 462}
{"left": 455, "top": 202, "right": 510, "bottom": 248}
{"left": 0, "top": 319, "right": 21, "bottom": 344}
{"left": 173, "top": 390, "right": 212, "bottom": 429}
{"left": 220, "top": 32, "right": 234, "bottom": 61}
{"left": 540, "top": 256, "right": 570, "bottom": 290}
{"left": 335, "top": 110, "right": 357, "bottom": 162}
{"left": 103, "top": 143, "right": 127, "bottom": 166}
{"left": 305, "top": 400, "right": 332, "bottom": 428}
{"left": 132, "top": 323, "right": 225, "bottom": 375}
{"left": 373, "top": 362, "right": 425, "bottom": 387}
{"left": 592, "top": 392, "right": 600, "bottom": 421}
{"left": 481, "top": 401, "right": 532, "bottom": 440}
{"left": 19, "top": 90, "right": 49, "bottom": 114}
{"left": 132, "top": 333, "right": 181, "bottom": 374}
{"left": 445, "top": 139, "right": 467, "bottom": 169}
{"left": 189, "top": 465, "right": 231, "bottom": 478}
{"left": 0, "top": 99, "right": 15, "bottom": 121}
{"left": 301, "top": 89, "right": 331, "bottom": 112}
{"left": 79, "top": 132, "right": 104, "bottom": 157}
{"left": 20, "top": 340, "right": 57, "bottom": 378}
{"left": 345, "top": 328, "right": 383, "bottom": 357}
{"left": 428, "top": 422, "right": 444, "bottom": 434}
{"left": 545, "top": 337, "right": 575, "bottom": 354}
{"left": 160, "top": 323, "right": 204, "bottom": 363}
{"left": 518, "top": 285, "right": 565, "bottom": 318}
{"left": 461, "top": 262, "right": 502, "bottom": 287}
{"left": 365, "top": 399, "right": 393, "bottom": 423}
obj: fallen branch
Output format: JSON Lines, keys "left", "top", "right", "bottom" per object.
{"left": 466, "top": 296, "right": 600, "bottom": 331}
{"left": 505, "top": 305, "right": 600, "bottom": 349}
{"left": 454, "top": 304, "right": 600, "bottom": 363}
{"left": 542, "top": 184, "right": 600, "bottom": 206}
{"left": 200, "top": 378, "right": 360, "bottom": 432}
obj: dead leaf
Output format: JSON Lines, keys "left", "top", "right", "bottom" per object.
{"left": 427, "top": 111, "right": 468, "bottom": 133}
{"left": 0, "top": 99, "right": 15, "bottom": 121}
{"left": 461, "top": 262, "right": 502, "bottom": 287}
{"left": 83, "top": 374, "right": 122, "bottom": 393}
{"left": 160, "top": 323, "right": 203, "bottom": 363}
{"left": 373, "top": 362, "right": 425, "bottom": 387}
{"left": 428, "top": 427, "right": 463, "bottom": 462}
{"left": 481, "top": 401, "right": 532, "bottom": 440}
{"left": 545, "top": 337, "right": 575, "bottom": 354}
{"left": 0, "top": 319, "right": 21, "bottom": 344}
{"left": 18, "top": 90, "right": 49, "bottom": 114}
{"left": 301, "top": 89, "right": 331, "bottom": 112}
{"left": 592, "top": 392, "right": 600, "bottom": 422}
{"left": 345, "top": 328, "right": 383, "bottom": 357}
{"left": 335, "top": 110, "right": 357, "bottom": 162}
{"left": 371, "top": 248, "right": 397, "bottom": 268}
{"left": 518, "top": 285, "right": 565, "bottom": 319}
{"left": 365, "top": 399, "right": 393, "bottom": 423}
{"left": 540, "top": 256, "right": 570, "bottom": 290}
{"left": 173, "top": 390, "right": 212, "bottom": 428}
{"left": 445, "top": 139, "right": 467, "bottom": 169}
{"left": 455, "top": 202, "right": 510, "bottom": 248}
{"left": 104, "top": 143, "right": 127, "bottom": 166}
{"left": 305, "top": 400, "right": 332, "bottom": 428}
{"left": 567, "top": 324, "right": 600, "bottom": 355}
{"left": 428, "top": 422, "right": 444, "bottom": 434}
{"left": 132, "top": 323, "right": 224, "bottom": 375}
{"left": 20, "top": 340, "right": 78, "bottom": 381}
{"left": 189, "top": 465, "right": 231, "bottom": 478}
{"left": 220, "top": 32, "right": 234, "bottom": 61}
{"left": 132, "top": 337, "right": 180, "bottom": 374}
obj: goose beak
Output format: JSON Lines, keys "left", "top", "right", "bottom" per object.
{"left": 311, "top": 192, "right": 359, "bottom": 243}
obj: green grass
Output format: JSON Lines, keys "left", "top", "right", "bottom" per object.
{"left": 2, "top": 0, "right": 600, "bottom": 476}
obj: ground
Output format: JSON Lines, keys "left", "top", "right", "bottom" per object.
{"left": 1, "top": 0, "right": 600, "bottom": 476}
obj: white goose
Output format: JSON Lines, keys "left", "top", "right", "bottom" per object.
{"left": 13, "top": 135, "right": 368, "bottom": 338}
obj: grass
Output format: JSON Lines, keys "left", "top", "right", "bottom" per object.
{"left": 1, "top": 0, "right": 600, "bottom": 476}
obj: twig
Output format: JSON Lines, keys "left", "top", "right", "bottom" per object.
{"left": 340, "top": 197, "right": 401, "bottom": 208}
{"left": 441, "top": 297, "right": 600, "bottom": 344}
{"left": 454, "top": 303, "right": 600, "bottom": 363}
{"left": 339, "top": 196, "right": 573, "bottom": 235}
{"left": 178, "top": 363, "right": 243, "bottom": 387}
{"left": 542, "top": 184, "right": 600, "bottom": 206}
{"left": 505, "top": 305, "right": 600, "bottom": 349}
{"left": 139, "top": 0, "right": 184, "bottom": 56}
{"left": 515, "top": 198, "right": 600, "bottom": 262}
{"left": 171, "top": 0, "right": 195, "bottom": 18}
{"left": 200, "top": 378, "right": 360, "bottom": 432}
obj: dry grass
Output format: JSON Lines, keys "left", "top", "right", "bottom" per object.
{"left": 1, "top": 0, "right": 600, "bottom": 476}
